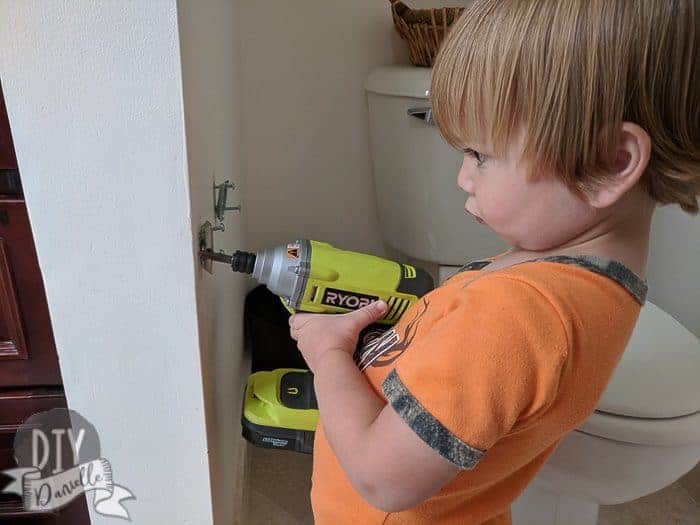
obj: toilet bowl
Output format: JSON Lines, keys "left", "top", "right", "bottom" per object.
{"left": 365, "top": 65, "right": 700, "bottom": 525}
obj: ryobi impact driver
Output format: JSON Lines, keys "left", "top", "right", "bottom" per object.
{"left": 204, "top": 239, "right": 434, "bottom": 322}
{"left": 202, "top": 239, "right": 434, "bottom": 453}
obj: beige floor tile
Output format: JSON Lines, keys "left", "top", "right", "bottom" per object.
{"left": 241, "top": 444, "right": 314, "bottom": 525}
{"left": 598, "top": 481, "right": 700, "bottom": 525}
{"left": 681, "top": 464, "right": 700, "bottom": 505}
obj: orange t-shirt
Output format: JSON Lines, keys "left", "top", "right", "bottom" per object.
{"left": 310, "top": 255, "right": 647, "bottom": 524}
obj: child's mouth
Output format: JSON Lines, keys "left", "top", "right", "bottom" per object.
{"left": 465, "top": 208, "right": 486, "bottom": 224}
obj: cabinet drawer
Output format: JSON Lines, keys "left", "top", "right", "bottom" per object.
{"left": 0, "top": 389, "right": 90, "bottom": 523}
{"left": 0, "top": 389, "right": 66, "bottom": 515}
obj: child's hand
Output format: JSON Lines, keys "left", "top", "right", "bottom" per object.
{"left": 289, "top": 300, "right": 387, "bottom": 372}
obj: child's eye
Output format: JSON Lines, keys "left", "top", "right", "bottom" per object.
{"left": 463, "top": 148, "right": 487, "bottom": 167}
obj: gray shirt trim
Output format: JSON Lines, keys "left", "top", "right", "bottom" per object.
{"left": 459, "top": 254, "right": 647, "bottom": 305}
{"left": 382, "top": 369, "right": 485, "bottom": 470}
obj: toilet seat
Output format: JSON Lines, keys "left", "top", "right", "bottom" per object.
{"left": 579, "top": 410, "right": 700, "bottom": 447}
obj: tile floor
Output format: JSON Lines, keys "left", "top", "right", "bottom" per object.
{"left": 241, "top": 445, "right": 314, "bottom": 524}
{"left": 241, "top": 445, "right": 700, "bottom": 524}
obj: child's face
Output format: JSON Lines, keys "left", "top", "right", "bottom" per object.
{"left": 457, "top": 132, "right": 600, "bottom": 251}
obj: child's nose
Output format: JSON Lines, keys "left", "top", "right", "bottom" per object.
{"left": 457, "top": 159, "right": 475, "bottom": 193}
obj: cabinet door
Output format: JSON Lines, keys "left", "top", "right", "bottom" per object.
{"left": 0, "top": 200, "right": 62, "bottom": 387}
{"left": 0, "top": 80, "right": 17, "bottom": 171}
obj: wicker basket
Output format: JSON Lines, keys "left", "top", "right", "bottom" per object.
{"left": 390, "top": 0, "right": 465, "bottom": 67}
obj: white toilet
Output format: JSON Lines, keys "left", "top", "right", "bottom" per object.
{"left": 365, "top": 65, "right": 700, "bottom": 525}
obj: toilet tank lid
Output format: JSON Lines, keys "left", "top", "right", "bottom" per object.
{"left": 365, "top": 65, "right": 431, "bottom": 99}
{"left": 596, "top": 301, "right": 700, "bottom": 419}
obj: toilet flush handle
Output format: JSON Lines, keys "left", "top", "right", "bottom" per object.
{"left": 407, "top": 106, "right": 434, "bottom": 125}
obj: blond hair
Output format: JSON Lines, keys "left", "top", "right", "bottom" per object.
{"left": 431, "top": 0, "right": 700, "bottom": 213}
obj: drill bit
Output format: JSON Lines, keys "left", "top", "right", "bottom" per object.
{"left": 201, "top": 250, "right": 233, "bottom": 265}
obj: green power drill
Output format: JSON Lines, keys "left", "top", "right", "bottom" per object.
{"left": 206, "top": 239, "right": 434, "bottom": 322}
{"left": 203, "top": 239, "right": 434, "bottom": 453}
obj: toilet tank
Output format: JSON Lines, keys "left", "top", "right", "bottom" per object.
{"left": 365, "top": 65, "right": 506, "bottom": 265}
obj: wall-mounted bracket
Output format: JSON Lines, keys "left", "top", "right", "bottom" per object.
{"left": 199, "top": 221, "right": 214, "bottom": 274}
{"left": 213, "top": 180, "right": 241, "bottom": 223}
{"left": 200, "top": 180, "right": 241, "bottom": 273}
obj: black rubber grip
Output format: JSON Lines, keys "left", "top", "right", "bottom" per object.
{"left": 396, "top": 266, "right": 434, "bottom": 297}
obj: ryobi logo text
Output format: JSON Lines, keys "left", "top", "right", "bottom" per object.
{"left": 321, "top": 288, "right": 379, "bottom": 310}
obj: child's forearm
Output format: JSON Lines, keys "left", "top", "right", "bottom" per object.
{"left": 312, "top": 348, "right": 460, "bottom": 512}
{"left": 313, "top": 350, "right": 385, "bottom": 491}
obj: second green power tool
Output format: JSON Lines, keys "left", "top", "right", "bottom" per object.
{"left": 219, "top": 239, "right": 434, "bottom": 322}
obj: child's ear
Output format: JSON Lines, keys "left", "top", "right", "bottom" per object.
{"left": 587, "top": 122, "right": 651, "bottom": 209}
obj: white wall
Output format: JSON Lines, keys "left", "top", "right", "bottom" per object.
{"left": 648, "top": 207, "right": 700, "bottom": 336}
{"left": 238, "top": 1, "right": 412, "bottom": 257}
{"left": 177, "top": 1, "right": 249, "bottom": 524}
{"left": 0, "top": 2, "right": 215, "bottom": 523}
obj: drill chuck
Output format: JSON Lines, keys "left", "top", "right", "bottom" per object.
{"left": 231, "top": 250, "right": 257, "bottom": 274}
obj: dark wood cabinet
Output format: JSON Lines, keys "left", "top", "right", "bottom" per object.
{"left": 0, "top": 389, "right": 90, "bottom": 523}
{"left": 0, "top": 81, "right": 90, "bottom": 524}
{"left": 0, "top": 80, "right": 17, "bottom": 171}
{"left": 0, "top": 80, "right": 21, "bottom": 196}
{"left": 0, "top": 233, "right": 28, "bottom": 361}
{"left": 0, "top": 200, "right": 62, "bottom": 387}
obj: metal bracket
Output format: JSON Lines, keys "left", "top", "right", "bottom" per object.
{"left": 200, "top": 180, "right": 241, "bottom": 273}
{"left": 199, "top": 221, "right": 214, "bottom": 274}
{"left": 213, "top": 180, "right": 241, "bottom": 223}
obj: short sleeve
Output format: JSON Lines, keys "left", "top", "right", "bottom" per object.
{"left": 381, "top": 274, "right": 569, "bottom": 470}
